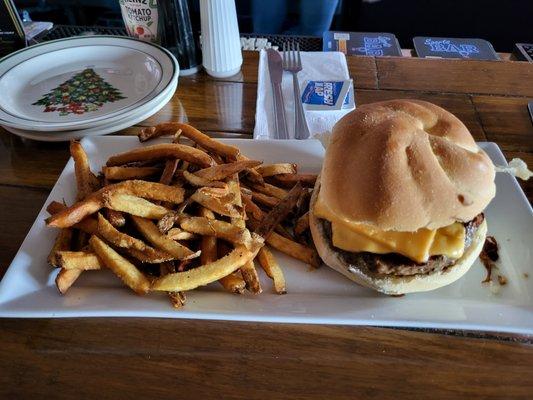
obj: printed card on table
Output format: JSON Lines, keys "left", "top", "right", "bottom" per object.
{"left": 323, "top": 31, "right": 402, "bottom": 57}
{"left": 413, "top": 37, "right": 499, "bottom": 60}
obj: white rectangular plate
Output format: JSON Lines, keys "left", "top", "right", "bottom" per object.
{"left": 0, "top": 137, "right": 532, "bottom": 334}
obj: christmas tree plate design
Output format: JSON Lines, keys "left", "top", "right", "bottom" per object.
{"left": 2, "top": 79, "right": 177, "bottom": 142}
{"left": 0, "top": 36, "right": 178, "bottom": 131}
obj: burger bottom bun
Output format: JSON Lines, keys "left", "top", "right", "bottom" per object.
{"left": 309, "top": 178, "right": 488, "bottom": 295}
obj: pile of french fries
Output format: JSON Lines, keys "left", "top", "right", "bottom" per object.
{"left": 45, "top": 122, "right": 320, "bottom": 308}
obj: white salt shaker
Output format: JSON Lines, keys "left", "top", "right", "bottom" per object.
{"left": 200, "top": 0, "right": 242, "bottom": 78}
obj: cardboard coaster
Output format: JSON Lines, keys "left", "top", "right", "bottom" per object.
{"left": 413, "top": 37, "right": 499, "bottom": 60}
{"left": 0, "top": 0, "right": 26, "bottom": 57}
{"left": 512, "top": 43, "right": 533, "bottom": 62}
{"left": 323, "top": 31, "right": 402, "bottom": 57}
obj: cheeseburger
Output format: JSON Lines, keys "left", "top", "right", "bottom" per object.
{"left": 309, "top": 100, "right": 496, "bottom": 294}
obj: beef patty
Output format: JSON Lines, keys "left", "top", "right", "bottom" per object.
{"left": 321, "top": 214, "right": 484, "bottom": 277}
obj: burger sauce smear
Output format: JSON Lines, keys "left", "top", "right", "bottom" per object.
{"left": 479, "top": 236, "right": 499, "bottom": 283}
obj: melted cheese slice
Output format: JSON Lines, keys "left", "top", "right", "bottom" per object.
{"left": 314, "top": 196, "right": 465, "bottom": 263}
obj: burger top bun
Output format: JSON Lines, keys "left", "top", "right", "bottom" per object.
{"left": 318, "top": 99, "right": 496, "bottom": 231}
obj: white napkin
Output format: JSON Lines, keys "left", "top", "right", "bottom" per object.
{"left": 253, "top": 50, "right": 354, "bottom": 140}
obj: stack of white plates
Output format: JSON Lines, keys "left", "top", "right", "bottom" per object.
{"left": 0, "top": 36, "right": 179, "bottom": 141}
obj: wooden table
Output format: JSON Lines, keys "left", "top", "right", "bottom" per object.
{"left": 0, "top": 52, "right": 532, "bottom": 399}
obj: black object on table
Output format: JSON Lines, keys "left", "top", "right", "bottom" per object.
{"left": 512, "top": 43, "right": 533, "bottom": 62}
{"left": 158, "top": 0, "right": 200, "bottom": 75}
{"left": 0, "top": 0, "right": 27, "bottom": 57}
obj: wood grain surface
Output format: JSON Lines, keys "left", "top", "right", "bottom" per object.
{"left": 0, "top": 52, "right": 532, "bottom": 399}
{"left": 0, "top": 319, "right": 532, "bottom": 400}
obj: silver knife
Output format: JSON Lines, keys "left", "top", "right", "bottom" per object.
{"left": 266, "top": 49, "right": 289, "bottom": 139}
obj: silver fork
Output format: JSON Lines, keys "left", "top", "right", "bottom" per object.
{"left": 282, "top": 42, "right": 310, "bottom": 140}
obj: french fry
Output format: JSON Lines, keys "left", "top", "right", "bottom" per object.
{"left": 181, "top": 170, "right": 226, "bottom": 188}
{"left": 250, "top": 182, "right": 288, "bottom": 200}
{"left": 218, "top": 272, "right": 246, "bottom": 294}
{"left": 266, "top": 231, "right": 321, "bottom": 268}
{"left": 190, "top": 190, "right": 241, "bottom": 218}
{"left": 46, "top": 180, "right": 184, "bottom": 228}
{"left": 57, "top": 251, "right": 103, "bottom": 270}
{"left": 56, "top": 269, "right": 83, "bottom": 294}
{"left": 179, "top": 216, "right": 252, "bottom": 246}
{"left": 131, "top": 216, "right": 199, "bottom": 260}
{"left": 97, "top": 213, "right": 147, "bottom": 251}
{"left": 254, "top": 182, "right": 303, "bottom": 239}
{"left": 295, "top": 190, "right": 311, "bottom": 218}
{"left": 160, "top": 262, "right": 186, "bottom": 308}
{"left": 197, "top": 186, "right": 230, "bottom": 198}
{"left": 156, "top": 128, "right": 183, "bottom": 189}
{"left": 74, "top": 218, "right": 98, "bottom": 235}
{"left": 121, "top": 159, "right": 161, "bottom": 168}
{"left": 210, "top": 152, "right": 225, "bottom": 165}
{"left": 73, "top": 230, "right": 89, "bottom": 251}
{"left": 168, "top": 291, "right": 187, "bottom": 308}
{"left": 89, "top": 235, "right": 151, "bottom": 294}
{"left": 240, "top": 261, "right": 262, "bottom": 294}
{"left": 176, "top": 123, "right": 242, "bottom": 159}
{"left": 249, "top": 190, "right": 279, "bottom": 208}
{"left": 116, "top": 180, "right": 185, "bottom": 204}
{"left": 257, "top": 163, "right": 297, "bottom": 177}
{"left": 106, "top": 143, "right": 214, "bottom": 168}
{"left": 199, "top": 210, "right": 219, "bottom": 263}
{"left": 274, "top": 224, "right": 294, "bottom": 240}
{"left": 294, "top": 211, "right": 310, "bottom": 236}
{"left": 257, "top": 247, "right": 286, "bottom": 294}
{"left": 241, "top": 193, "right": 291, "bottom": 239}
{"left": 106, "top": 208, "right": 126, "bottom": 227}
{"left": 152, "top": 240, "right": 263, "bottom": 291}
{"left": 60, "top": 151, "right": 89, "bottom": 305}
{"left": 271, "top": 173, "right": 318, "bottom": 188}
{"left": 158, "top": 211, "right": 181, "bottom": 233}
{"left": 46, "top": 191, "right": 105, "bottom": 228}
{"left": 216, "top": 240, "right": 246, "bottom": 293}
{"left": 227, "top": 174, "right": 261, "bottom": 293}
{"left": 46, "top": 200, "right": 67, "bottom": 215}
{"left": 103, "top": 166, "right": 161, "bottom": 180}
{"left": 48, "top": 228, "right": 73, "bottom": 268}
{"left": 47, "top": 200, "right": 99, "bottom": 235}
{"left": 241, "top": 193, "right": 264, "bottom": 220}
{"left": 166, "top": 228, "right": 198, "bottom": 241}
{"left": 236, "top": 154, "right": 264, "bottom": 184}
{"left": 138, "top": 124, "right": 180, "bottom": 142}
{"left": 104, "top": 193, "right": 170, "bottom": 219}
{"left": 139, "top": 122, "right": 240, "bottom": 159}
{"left": 126, "top": 246, "right": 174, "bottom": 263}
{"left": 226, "top": 174, "right": 243, "bottom": 207}
{"left": 194, "top": 160, "right": 262, "bottom": 181}
{"left": 158, "top": 158, "right": 180, "bottom": 208}
{"left": 200, "top": 207, "right": 246, "bottom": 294}
{"left": 70, "top": 140, "right": 100, "bottom": 200}
{"left": 160, "top": 158, "right": 179, "bottom": 185}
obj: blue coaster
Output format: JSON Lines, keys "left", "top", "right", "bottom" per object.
{"left": 413, "top": 37, "right": 499, "bottom": 60}
{"left": 323, "top": 31, "right": 402, "bottom": 57}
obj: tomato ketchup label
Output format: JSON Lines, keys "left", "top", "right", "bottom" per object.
{"left": 119, "top": 0, "right": 159, "bottom": 44}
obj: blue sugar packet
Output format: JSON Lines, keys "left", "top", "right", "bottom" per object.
{"left": 301, "top": 80, "right": 355, "bottom": 111}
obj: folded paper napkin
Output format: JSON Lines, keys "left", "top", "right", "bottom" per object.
{"left": 253, "top": 50, "right": 353, "bottom": 140}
